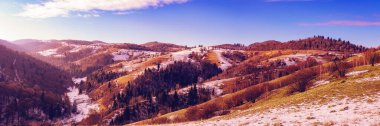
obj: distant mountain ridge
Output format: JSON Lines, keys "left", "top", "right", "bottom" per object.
{"left": 248, "top": 36, "right": 367, "bottom": 52}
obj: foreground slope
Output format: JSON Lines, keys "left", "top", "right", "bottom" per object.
{"left": 158, "top": 65, "right": 380, "bottom": 125}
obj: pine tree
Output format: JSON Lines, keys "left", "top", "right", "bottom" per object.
{"left": 40, "top": 91, "right": 45, "bottom": 103}
{"left": 108, "top": 82, "right": 112, "bottom": 92}
{"left": 79, "top": 88, "right": 83, "bottom": 94}
{"left": 187, "top": 84, "right": 198, "bottom": 106}
{"left": 72, "top": 101, "right": 78, "bottom": 113}
{"left": 112, "top": 100, "right": 118, "bottom": 109}
{"left": 172, "top": 91, "right": 179, "bottom": 110}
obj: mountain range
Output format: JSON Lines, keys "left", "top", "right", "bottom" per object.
{"left": 0, "top": 36, "right": 379, "bottom": 125}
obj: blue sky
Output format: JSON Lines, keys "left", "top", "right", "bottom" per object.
{"left": 0, "top": 0, "right": 379, "bottom": 47}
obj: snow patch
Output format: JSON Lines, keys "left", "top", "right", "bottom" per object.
{"left": 312, "top": 80, "right": 330, "bottom": 88}
{"left": 72, "top": 77, "right": 87, "bottom": 85}
{"left": 346, "top": 70, "right": 369, "bottom": 76}
{"left": 38, "top": 48, "right": 58, "bottom": 56}
{"left": 355, "top": 75, "right": 380, "bottom": 83}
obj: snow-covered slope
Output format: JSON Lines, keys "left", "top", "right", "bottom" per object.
{"left": 213, "top": 50, "right": 232, "bottom": 70}
{"left": 64, "top": 78, "right": 99, "bottom": 123}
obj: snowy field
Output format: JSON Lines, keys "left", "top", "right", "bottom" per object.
{"left": 346, "top": 70, "right": 369, "bottom": 76}
{"left": 311, "top": 80, "right": 330, "bottom": 88}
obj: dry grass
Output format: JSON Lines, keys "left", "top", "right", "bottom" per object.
{"left": 206, "top": 51, "right": 221, "bottom": 66}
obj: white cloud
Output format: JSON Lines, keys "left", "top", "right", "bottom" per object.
{"left": 18, "top": 0, "right": 189, "bottom": 18}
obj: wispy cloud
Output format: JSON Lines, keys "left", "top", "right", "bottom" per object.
{"left": 114, "top": 11, "right": 136, "bottom": 15}
{"left": 299, "top": 20, "right": 380, "bottom": 26}
{"left": 18, "top": 0, "right": 189, "bottom": 18}
{"left": 265, "top": 0, "right": 313, "bottom": 2}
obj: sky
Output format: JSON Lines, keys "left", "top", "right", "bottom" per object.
{"left": 0, "top": 0, "right": 380, "bottom": 47}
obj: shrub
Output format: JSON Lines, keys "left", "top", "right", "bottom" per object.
{"left": 364, "top": 48, "right": 379, "bottom": 66}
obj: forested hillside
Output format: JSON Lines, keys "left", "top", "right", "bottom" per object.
{"left": 109, "top": 61, "right": 222, "bottom": 124}
{"left": 0, "top": 45, "right": 73, "bottom": 125}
